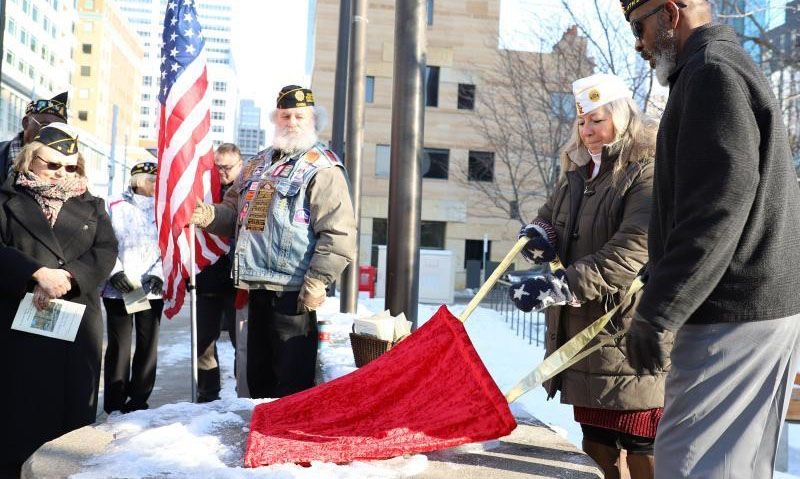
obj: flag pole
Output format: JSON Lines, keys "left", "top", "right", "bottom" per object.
{"left": 189, "top": 224, "right": 198, "bottom": 403}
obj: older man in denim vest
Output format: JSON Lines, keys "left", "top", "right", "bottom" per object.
{"left": 191, "top": 85, "right": 356, "bottom": 398}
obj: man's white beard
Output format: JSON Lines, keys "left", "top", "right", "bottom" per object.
{"left": 272, "top": 127, "right": 318, "bottom": 155}
{"left": 653, "top": 27, "right": 678, "bottom": 87}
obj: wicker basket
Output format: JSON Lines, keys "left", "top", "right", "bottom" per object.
{"left": 350, "top": 332, "right": 394, "bottom": 367}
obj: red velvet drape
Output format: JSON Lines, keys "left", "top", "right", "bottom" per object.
{"left": 245, "top": 305, "right": 517, "bottom": 466}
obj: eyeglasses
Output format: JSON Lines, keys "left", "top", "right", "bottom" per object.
{"left": 35, "top": 155, "right": 78, "bottom": 173}
{"left": 630, "top": 1, "right": 687, "bottom": 39}
{"left": 28, "top": 116, "right": 51, "bottom": 129}
{"left": 215, "top": 162, "right": 241, "bottom": 173}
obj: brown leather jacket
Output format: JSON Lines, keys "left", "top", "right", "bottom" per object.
{"left": 535, "top": 141, "right": 670, "bottom": 410}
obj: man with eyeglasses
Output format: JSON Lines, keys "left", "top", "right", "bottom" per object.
{"left": 620, "top": 0, "right": 800, "bottom": 477}
{"left": 194, "top": 143, "right": 245, "bottom": 401}
{"left": 0, "top": 92, "right": 69, "bottom": 185}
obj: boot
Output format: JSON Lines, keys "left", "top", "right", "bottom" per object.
{"left": 582, "top": 439, "right": 621, "bottom": 479}
{"left": 626, "top": 453, "right": 654, "bottom": 479}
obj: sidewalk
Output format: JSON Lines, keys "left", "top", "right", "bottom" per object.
{"left": 96, "top": 304, "right": 238, "bottom": 423}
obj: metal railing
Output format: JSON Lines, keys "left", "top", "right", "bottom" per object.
{"left": 484, "top": 278, "right": 547, "bottom": 347}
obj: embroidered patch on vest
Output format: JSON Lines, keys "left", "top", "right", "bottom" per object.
{"left": 245, "top": 181, "right": 274, "bottom": 231}
{"left": 273, "top": 163, "right": 294, "bottom": 178}
{"left": 323, "top": 149, "right": 340, "bottom": 164}
{"left": 293, "top": 208, "right": 310, "bottom": 225}
{"left": 305, "top": 151, "right": 321, "bottom": 164}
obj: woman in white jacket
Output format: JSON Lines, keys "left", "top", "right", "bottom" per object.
{"left": 101, "top": 162, "right": 164, "bottom": 413}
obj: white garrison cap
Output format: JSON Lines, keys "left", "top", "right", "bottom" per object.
{"left": 572, "top": 73, "right": 632, "bottom": 116}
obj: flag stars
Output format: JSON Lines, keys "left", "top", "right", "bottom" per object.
{"left": 184, "top": 28, "right": 195, "bottom": 38}
{"left": 168, "top": 1, "right": 176, "bottom": 10}
{"left": 512, "top": 284, "right": 530, "bottom": 300}
{"left": 170, "top": 47, "right": 179, "bottom": 57}
{"left": 183, "top": 12, "right": 194, "bottom": 22}
{"left": 170, "top": 32, "right": 178, "bottom": 42}
{"left": 170, "top": 63, "right": 181, "bottom": 72}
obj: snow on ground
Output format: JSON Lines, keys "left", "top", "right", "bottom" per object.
{"left": 75, "top": 295, "right": 800, "bottom": 478}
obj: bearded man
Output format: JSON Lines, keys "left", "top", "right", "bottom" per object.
{"left": 190, "top": 85, "right": 356, "bottom": 399}
{"left": 621, "top": 1, "right": 800, "bottom": 477}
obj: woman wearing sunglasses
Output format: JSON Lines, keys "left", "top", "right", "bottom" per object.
{"left": 0, "top": 122, "right": 117, "bottom": 478}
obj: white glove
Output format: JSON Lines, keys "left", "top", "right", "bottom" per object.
{"left": 298, "top": 277, "right": 327, "bottom": 312}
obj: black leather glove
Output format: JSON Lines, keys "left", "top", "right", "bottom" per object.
{"left": 508, "top": 270, "right": 577, "bottom": 313}
{"left": 626, "top": 316, "right": 671, "bottom": 374}
{"left": 637, "top": 262, "right": 650, "bottom": 284}
{"left": 109, "top": 271, "right": 136, "bottom": 294}
{"left": 144, "top": 275, "right": 164, "bottom": 296}
{"left": 518, "top": 220, "right": 557, "bottom": 264}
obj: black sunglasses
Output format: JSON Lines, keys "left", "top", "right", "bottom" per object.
{"left": 35, "top": 155, "right": 78, "bottom": 173}
{"left": 630, "top": 1, "right": 687, "bottom": 39}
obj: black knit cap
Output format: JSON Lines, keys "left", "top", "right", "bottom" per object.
{"left": 620, "top": 0, "right": 655, "bottom": 20}
{"left": 26, "top": 91, "right": 68, "bottom": 122}
{"left": 34, "top": 122, "right": 78, "bottom": 155}
{"left": 130, "top": 162, "right": 157, "bottom": 176}
{"left": 276, "top": 85, "right": 315, "bottom": 109}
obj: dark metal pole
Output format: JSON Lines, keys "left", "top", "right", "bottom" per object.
{"left": 0, "top": 0, "right": 6, "bottom": 88}
{"left": 386, "top": 0, "right": 425, "bottom": 328}
{"left": 328, "top": 0, "right": 351, "bottom": 298}
{"left": 108, "top": 105, "right": 118, "bottom": 196}
{"left": 340, "top": 0, "right": 367, "bottom": 313}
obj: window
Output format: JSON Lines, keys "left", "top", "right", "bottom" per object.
{"left": 84, "top": 0, "right": 94, "bottom": 8}
{"left": 365, "top": 76, "right": 375, "bottom": 103}
{"left": 142, "top": 76, "right": 152, "bottom": 86}
{"left": 375, "top": 144, "right": 390, "bottom": 178}
{"left": 550, "top": 91, "right": 575, "bottom": 122}
{"left": 20, "top": 29, "right": 27, "bottom": 45}
{"left": 371, "top": 218, "right": 444, "bottom": 250}
{"left": 421, "top": 221, "right": 446, "bottom": 249}
{"left": 213, "top": 81, "right": 226, "bottom": 92}
{"left": 458, "top": 83, "right": 475, "bottom": 110}
{"left": 140, "top": 106, "right": 149, "bottom": 115}
{"left": 80, "top": 65, "right": 91, "bottom": 76}
{"left": 468, "top": 150, "right": 494, "bottom": 182}
{"left": 21, "top": 0, "right": 29, "bottom": 13}
{"left": 29, "top": 36, "right": 36, "bottom": 53}
{"left": 4, "top": 51, "right": 13, "bottom": 65}
{"left": 78, "top": 111, "right": 88, "bottom": 121}
{"left": 31, "top": 5, "right": 38, "bottom": 21}
{"left": 211, "top": 111, "right": 225, "bottom": 120}
{"left": 211, "top": 125, "right": 224, "bottom": 133}
{"left": 81, "top": 43, "right": 92, "bottom": 54}
{"left": 426, "top": 0, "right": 434, "bottom": 25}
{"left": 423, "top": 147, "right": 448, "bottom": 179}
{"left": 7, "top": 18, "right": 16, "bottom": 36}
{"left": 425, "top": 66, "right": 439, "bottom": 107}
{"left": 212, "top": 98, "right": 226, "bottom": 107}
{"left": 464, "top": 239, "right": 491, "bottom": 269}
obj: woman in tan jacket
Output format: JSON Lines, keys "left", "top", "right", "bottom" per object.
{"left": 509, "top": 73, "right": 670, "bottom": 479}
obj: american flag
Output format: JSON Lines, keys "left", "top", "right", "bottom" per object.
{"left": 156, "top": 0, "right": 228, "bottom": 318}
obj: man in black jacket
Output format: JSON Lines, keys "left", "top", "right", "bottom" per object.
{"left": 194, "top": 143, "right": 244, "bottom": 402}
{"left": 621, "top": 0, "right": 800, "bottom": 476}
{"left": 0, "top": 92, "right": 68, "bottom": 185}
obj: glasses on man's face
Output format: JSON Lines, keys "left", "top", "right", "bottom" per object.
{"left": 35, "top": 155, "right": 78, "bottom": 173}
{"left": 28, "top": 115, "right": 51, "bottom": 129}
{"left": 215, "top": 162, "right": 240, "bottom": 173}
{"left": 630, "top": 1, "right": 687, "bottom": 39}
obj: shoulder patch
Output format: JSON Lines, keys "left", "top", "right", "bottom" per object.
{"left": 305, "top": 150, "right": 321, "bottom": 164}
{"left": 323, "top": 149, "right": 341, "bottom": 165}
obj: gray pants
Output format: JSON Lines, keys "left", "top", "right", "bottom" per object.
{"left": 656, "top": 314, "right": 800, "bottom": 478}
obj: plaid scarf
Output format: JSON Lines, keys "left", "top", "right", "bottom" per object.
{"left": 7, "top": 134, "right": 23, "bottom": 175}
{"left": 16, "top": 172, "right": 88, "bottom": 226}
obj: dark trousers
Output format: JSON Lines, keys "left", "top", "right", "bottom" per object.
{"left": 102, "top": 298, "right": 163, "bottom": 413}
{"left": 196, "top": 292, "right": 236, "bottom": 400}
{"left": 247, "top": 290, "right": 318, "bottom": 399}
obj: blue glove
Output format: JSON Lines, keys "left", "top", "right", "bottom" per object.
{"left": 518, "top": 220, "right": 557, "bottom": 264}
{"left": 508, "top": 270, "right": 576, "bottom": 313}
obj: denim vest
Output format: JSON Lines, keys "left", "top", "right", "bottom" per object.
{"left": 232, "top": 143, "right": 342, "bottom": 290}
